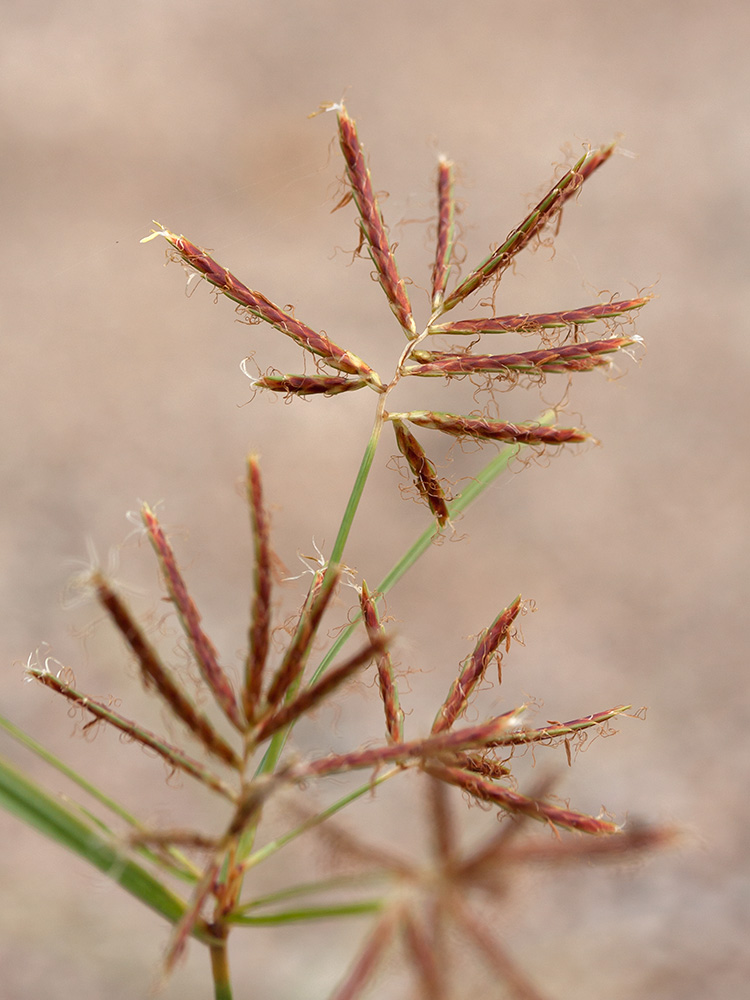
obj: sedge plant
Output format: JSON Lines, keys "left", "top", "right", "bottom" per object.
{"left": 0, "top": 102, "right": 671, "bottom": 999}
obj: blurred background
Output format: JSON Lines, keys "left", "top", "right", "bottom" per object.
{"left": 1, "top": 1, "right": 748, "bottom": 997}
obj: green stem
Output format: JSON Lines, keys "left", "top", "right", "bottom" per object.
{"left": 209, "top": 935, "right": 233, "bottom": 1000}
{"left": 249, "top": 407, "right": 386, "bottom": 788}
{"left": 0, "top": 714, "right": 138, "bottom": 825}
{"left": 329, "top": 406, "right": 386, "bottom": 568}
{"left": 310, "top": 409, "right": 556, "bottom": 685}
{"left": 238, "top": 871, "right": 390, "bottom": 912}
{"left": 229, "top": 900, "right": 384, "bottom": 925}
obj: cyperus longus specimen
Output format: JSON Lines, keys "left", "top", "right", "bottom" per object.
{"left": 0, "top": 102, "right": 672, "bottom": 1000}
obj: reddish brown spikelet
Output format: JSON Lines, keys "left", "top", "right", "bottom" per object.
{"left": 394, "top": 410, "right": 589, "bottom": 446}
{"left": 148, "top": 228, "right": 382, "bottom": 386}
{"left": 336, "top": 104, "right": 416, "bottom": 337}
{"left": 141, "top": 504, "right": 244, "bottom": 733}
{"left": 438, "top": 144, "right": 615, "bottom": 315}
{"left": 392, "top": 419, "right": 450, "bottom": 527}
{"left": 30, "top": 670, "right": 237, "bottom": 800}
{"left": 432, "top": 596, "right": 523, "bottom": 733}
{"left": 254, "top": 633, "right": 387, "bottom": 742}
{"left": 489, "top": 704, "right": 631, "bottom": 748}
{"left": 360, "top": 582, "right": 405, "bottom": 743}
{"left": 330, "top": 907, "right": 399, "bottom": 1000}
{"left": 429, "top": 295, "right": 652, "bottom": 335}
{"left": 432, "top": 762, "right": 621, "bottom": 835}
{"left": 405, "top": 337, "right": 638, "bottom": 378}
{"left": 295, "top": 711, "right": 522, "bottom": 781}
{"left": 263, "top": 565, "right": 342, "bottom": 711}
{"left": 93, "top": 573, "right": 241, "bottom": 768}
{"left": 426, "top": 711, "right": 523, "bottom": 754}
{"left": 455, "top": 776, "right": 560, "bottom": 882}
{"left": 252, "top": 373, "right": 368, "bottom": 396}
{"left": 431, "top": 156, "right": 456, "bottom": 311}
{"left": 244, "top": 455, "right": 272, "bottom": 723}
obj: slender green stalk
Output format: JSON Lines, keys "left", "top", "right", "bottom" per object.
{"left": 329, "top": 406, "right": 387, "bottom": 568}
{"left": 210, "top": 937, "right": 233, "bottom": 1000}
{"left": 310, "top": 411, "right": 556, "bottom": 687}
{"left": 229, "top": 900, "right": 384, "bottom": 925}
{"left": 238, "top": 872, "right": 390, "bottom": 912}
{"left": 250, "top": 405, "right": 386, "bottom": 786}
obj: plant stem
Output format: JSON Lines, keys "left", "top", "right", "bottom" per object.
{"left": 249, "top": 402, "right": 387, "bottom": 790}
{"left": 329, "top": 403, "right": 387, "bottom": 568}
{"left": 209, "top": 934, "right": 233, "bottom": 1000}
{"left": 237, "top": 871, "right": 390, "bottom": 912}
{"left": 229, "top": 900, "right": 384, "bottom": 925}
{"left": 309, "top": 410, "right": 556, "bottom": 686}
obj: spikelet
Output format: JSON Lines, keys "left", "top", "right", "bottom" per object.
{"left": 391, "top": 419, "right": 450, "bottom": 527}
{"left": 432, "top": 597, "right": 522, "bottom": 733}
{"left": 141, "top": 504, "right": 244, "bottom": 732}
{"left": 405, "top": 337, "right": 638, "bottom": 378}
{"left": 428, "top": 762, "right": 621, "bottom": 835}
{"left": 29, "top": 669, "right": 237, "bottom": 800}
{"left": 244, "top": 455, "right": 272, "bottom": 723}
{"left": 93, "top": 573, "right": 241, "bottom": 768}
{"left": 142, "top": 227, "right": 382, "bottom": 387}
{"left": 428, "top": 296, "right": 651, "bottom": 335}
{"left": 430, "top": 156, "right": 456, "bottom": 311}
{"left": 437, "top": 144, "right": 615, "bottom": 316}
{"left": 254, "top": 633, "right": 387, "bottom": 742}
{"left": 263, "top": 566, "right": 341, "bottom": 711}
{"left": 389, "top": 411, "right": 589, "bottom": 447}
{"left": 335, "top": 104, "right": 416, "bottom": 337}
{"left": 294, "top": 711, "right": 524, "bottom": 781}
{"left": 360, "top": 582, "right": 405, "bottom": 743}
{"left": 251, "top": 373, "right": 368, "bottom": 396}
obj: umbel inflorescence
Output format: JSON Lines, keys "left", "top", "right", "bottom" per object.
{"left": 19, "top": 103, "right": 669, "bottom": 999}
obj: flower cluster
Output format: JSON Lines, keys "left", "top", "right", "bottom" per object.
{"left": 20, "top": 104, "right": 667, "bottom": 999}
{"left": 143, "top": 102, "right": 648, "bottom": 534}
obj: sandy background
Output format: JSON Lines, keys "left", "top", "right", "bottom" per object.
{"left": 1, "top": 1, "right": 748, "bottom": 997}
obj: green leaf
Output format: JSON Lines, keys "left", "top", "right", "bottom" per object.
{"left": 0, "top": 712, "right": 200, "bottom": 883}
{"left": 0, "top": 753, "right": 216, "bottom": 945}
